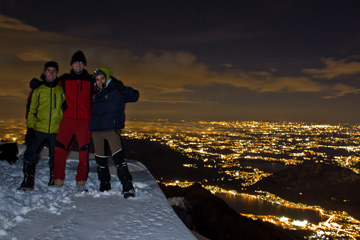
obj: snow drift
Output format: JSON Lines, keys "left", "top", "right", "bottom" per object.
{"left": 0, "top": 145, "right": 196, "bottom": 240}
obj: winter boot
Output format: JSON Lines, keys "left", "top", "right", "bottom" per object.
{"left": 96, "top": 156, "right": 111, "bottom": 192}
{"left": 116, "top": 163, "right": 135, "bottom": 198}
{"left": 53, "top": 179, "right": 64, "bottom": 187}
{"left": 116, "top": 162, "right": 133, "bottom": 183}
{"left": 18, "top": 162, "right": 36, "bottom": 191}
{"left": 97, "top": 165, "right": 111, "bottom": 192}
{"left": 19, "top": 174, "right": 35, "bottom": 191}
{"left": 48, "top": 168, "right": 54, "bottom": 186}
{"left": 76, "top": 181, "right": 88, "bottom": 192}
{"left": 122, "top": 180, "right": 135, "bottom": 199}
{"left": 100, "top": 181, "right": 111, "bottom": 192}
{"left": 113, "top": 151, "right": 132, "bottom": 182}
{"left": 48, "top": 175, "right": 54, "bottom": 186}
{"left": 113, "top": 151, "right": 134, "bottom": 198}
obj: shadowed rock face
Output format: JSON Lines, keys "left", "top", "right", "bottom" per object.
{"left": 249, "top": 162, "right": 360, "bottom": 219}
{"left": 0, "top": 142, "right": 18, "bottom": 164}
{"left": 160, "top": 183, "right": 309, "bottom": 240}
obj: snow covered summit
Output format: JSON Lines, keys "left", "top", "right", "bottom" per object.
{"left": 0, "top": 145, "right": 197, "bottom": 240}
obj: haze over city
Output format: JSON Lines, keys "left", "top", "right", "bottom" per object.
{"left": 1, "top": 0, "right": 360, "bottom": 127}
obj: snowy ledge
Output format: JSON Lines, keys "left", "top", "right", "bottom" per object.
{"left": 0, "top": 145, "right": 197, "bottom": 240}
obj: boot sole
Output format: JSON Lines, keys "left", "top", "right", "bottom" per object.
{"left": 17, "top": 187, "right": 34, "bottom": 191}
{"left": 124, "top": 192, "right": 135, "bottom": 199}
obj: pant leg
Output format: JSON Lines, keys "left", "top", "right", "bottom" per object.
{"left": 48, "top": 133, "right": 57, "bottom": 172}
{"left": 21, "top": 131, "right": 47, "bottom": 188}
{"left": 106, "top": 130, "right": 133, "bottom": 184}
{"left": 92, "top": 131, "right": 107, "bottom": 157}
{"left": 92, "top": 131, "right": 110, "bottom": 182}
{"left": 52, "top": 118, "right": 75, "bottom": 180}
{"left": 105, "top": 129, "right": 123, "bottom": 158}
{"left": 24, "top": 130, "right": 47, "bottom": 165}
{"left": 74, "top": 119, "right": 91, "bottom": 182}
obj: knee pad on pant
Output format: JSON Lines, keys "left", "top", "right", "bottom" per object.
{"left": 79, "top": 143, "right": 90, "bottom": 151}
{"left": 113, "top": 150, "right": 125, "bottom": 166}
{"left": 116, "top": 162, "right": 132, "bottom": 183}
{"left": 95, "top": 156, "right": 110, "bottom": 182}
{"left": 95, "top": 156, "right": 108, "bottom": 167}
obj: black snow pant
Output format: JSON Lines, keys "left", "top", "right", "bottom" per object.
{"left": 24, "top": 130, "right": 57, "bottom": 174}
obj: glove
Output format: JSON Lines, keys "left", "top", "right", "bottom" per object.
{"left": 29, "top": 78, "right": 42, "bottom": 89}
{"left": 61, "top": 100, "right": 68, "bottom": 112}
{"left": 25, "top": 128, "right": 35, "bottom": 145}
{"left": 109, "top": 78, "right": 126, "bottom": 93}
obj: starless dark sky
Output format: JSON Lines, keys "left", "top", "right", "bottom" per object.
{"left": 1, "top": 0, "right": 360, "bottom": 124}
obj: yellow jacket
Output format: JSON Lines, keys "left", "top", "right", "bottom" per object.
{"left": 27, "top": 81, "right": 65, "bottom": 133}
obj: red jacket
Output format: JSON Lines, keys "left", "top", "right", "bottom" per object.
{"left": 59, "top": 70, "right": 93, "bottom": 120}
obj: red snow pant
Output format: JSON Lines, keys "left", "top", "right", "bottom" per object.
{"left": 52, "top": 118, "right": 91, "bottom": 182}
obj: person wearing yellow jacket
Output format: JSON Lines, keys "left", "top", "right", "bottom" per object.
{"left": 19, "top": 61, "right": 65, "bottom": 191}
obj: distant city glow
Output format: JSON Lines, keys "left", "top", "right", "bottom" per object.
{"left": 292, "top": 220, "right": 308, "bottom": 227}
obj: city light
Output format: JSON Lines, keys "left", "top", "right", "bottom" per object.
{"left": 3, "top": 119, "right": 360, "bottom": 239}
{"left": 122, "top": 120, "right": 360, "bottom": 239}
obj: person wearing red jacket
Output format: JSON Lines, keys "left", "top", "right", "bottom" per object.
{"left": 52, "top": 50, "right": 93, "bottom": 192}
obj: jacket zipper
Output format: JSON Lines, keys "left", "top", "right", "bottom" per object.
{"left": 48, "top": 87, "right": 53, "bottom": 133}
{"left": 76, "top": 80, "right": 79, "bottom": 119}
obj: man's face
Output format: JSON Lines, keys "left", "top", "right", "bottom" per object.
{"left": 95, "top": 74, "right": 106, "bottom": 89}
{"left": 44, "top": 67, "right": 57, "bottom": 82}
{"left": 72, "top": 61, "right": 85, "bottom": 74}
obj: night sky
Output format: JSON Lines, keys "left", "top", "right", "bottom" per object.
{"left": 1, "top": 0, "right": 360, "bottom": 124}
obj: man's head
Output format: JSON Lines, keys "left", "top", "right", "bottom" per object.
{"left": 43, "top": 61, "right": 58, "bottom": 82}
{"left": 70, "top": 50, "right": 86, "bottom": 74}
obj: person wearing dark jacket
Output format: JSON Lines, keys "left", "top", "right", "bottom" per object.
{"left": 90, "top": 67, "right": 139, "bottom": 198}
{"left": 19, "top": 61, "right": 65, "bottom": 190}
{"left": 51, "top": 50, "right": 93, "bottom": 192}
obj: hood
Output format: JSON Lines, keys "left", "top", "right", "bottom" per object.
{"left": 93, "top": 67, "right": 111, "bottom": 88}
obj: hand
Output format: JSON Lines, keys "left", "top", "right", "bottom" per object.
{"left": 109, "top": 78, "right": 125, "bottom": 92}
{"left": 29, "top": 78, "right": 42, "bottom": 89}
{"left": 25, "top": 128, "right": 35, "bottom": 144}
{"left": 61, "top": 101, "right": 68, "bottom": 112}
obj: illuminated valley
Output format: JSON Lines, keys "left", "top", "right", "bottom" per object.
{"left": 123, "top": 120, "right": 360, "bottom": 239}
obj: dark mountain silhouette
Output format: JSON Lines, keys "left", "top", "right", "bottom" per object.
{"left": 249, "top": 161, "right": 360, "bottom": 219}
{"left": 160, "top": 183, "right": 309, "bottom": 240}
{"left": 122, "top": 137, "right": 219, "bottom": 182}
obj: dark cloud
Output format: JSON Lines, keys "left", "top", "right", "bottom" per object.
{"left": 1, "top": 0, "right": 360, "bottom": 123}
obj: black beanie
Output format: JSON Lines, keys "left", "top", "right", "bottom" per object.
{"left": 44, "top": 61, "right": 59, "bottom": 71}
{"left": 70, "top": 50, "right": 87, "bottom": 66}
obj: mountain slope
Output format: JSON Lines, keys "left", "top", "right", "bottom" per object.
{"left": 250, "top": 162, "right": 360, "bottom": 219}
{"left": 0, "top": 145, "right": 197, "bottom": 240}
{"left": 161, "top": 183, "right": 309, "bottom": 240}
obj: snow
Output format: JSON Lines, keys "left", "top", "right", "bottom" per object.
{"left": 0, "top": 145, "right": 197, "bottom": 240}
